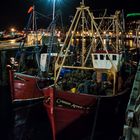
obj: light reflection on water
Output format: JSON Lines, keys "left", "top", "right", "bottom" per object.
{"left": 71, "top": 38, "right": 137, "bottom": 48}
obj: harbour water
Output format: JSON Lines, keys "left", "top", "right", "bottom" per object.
{"left": 0, "top": 85, "right": 52, "bottom": 140}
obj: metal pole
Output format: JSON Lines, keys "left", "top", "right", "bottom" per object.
{"left": 33, "top": 5, "right": 35, "bottom": 31}
{"left": 52, "top": 0, "right": 56, "bottom": 21}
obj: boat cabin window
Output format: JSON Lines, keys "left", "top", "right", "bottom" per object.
{"left": 100, "top": 55, "right": 104, "bottom": 60}
{"left": 112, "top": 55, "right": 117, "bottom": 60}
{"left": 94, "top": 55, "right": 98, "bottom": 60}
{"left": 106, "top": 55, "right": 110, "bottom": 60}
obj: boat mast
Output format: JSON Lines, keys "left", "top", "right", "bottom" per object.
{"left": 46, "top": 0, "right": 56, "bottom": 73}
{"left": 54, "top": 1, "right": 107, "bottom": 84}
{"left": 33, "top": 5, "right": 35, "bottom": 31}
{"left": 115, "top": 11, "right": 120, "bottom": 52}
{"left": 81, "top": 0, "right": 85, "bottom": 66}
{"left": 52, "top": 0, "right": 56, "bottom": 21}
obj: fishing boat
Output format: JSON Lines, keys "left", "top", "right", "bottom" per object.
{"left": 43, "top": 1, "right": 137, "bottom": 140}
{"left": 8, "top": 5, "right": 58, "bottom": 106}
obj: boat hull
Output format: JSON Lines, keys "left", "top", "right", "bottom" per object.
{"left": 9, "top": 70, "right": 53, "bottom": 106}
{"left": 43, "top": 87, "right": 131, "bottom": 140}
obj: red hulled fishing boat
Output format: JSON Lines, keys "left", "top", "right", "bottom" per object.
{"left": 8, "top": 5, "right": 56, "bottom": 106}
{"left": 43, "top": 1, "right": 136, "bottom": 140}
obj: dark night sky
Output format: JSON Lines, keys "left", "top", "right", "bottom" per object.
{"left": 0, "top": 0, "right": 139, "bottom": 30}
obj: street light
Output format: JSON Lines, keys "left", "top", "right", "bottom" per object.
{"left": 11, "top": 28, "right": 16, "bottom": 37}
{"left": 11, "top": 28, "right": 15, "bottom": 32}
